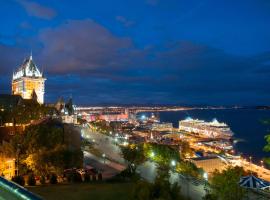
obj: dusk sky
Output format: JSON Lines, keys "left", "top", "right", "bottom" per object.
{"left": 1, "top": 0, "right": 270, "bottom": 105}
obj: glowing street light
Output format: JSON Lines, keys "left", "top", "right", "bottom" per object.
{"left": 171, "top": 160, "right": 176, "bottom": 167}
{"left": 203, "top": 172, "right": 208, "bottom": 181}
{"left": 261, "top": 160, "right": 264, "bottom": 168}
{"left": 150, "top": 152, "right": 155, "bottom": 158}
{"left": 102, "top": 153, "right": 106, "bottom": 164}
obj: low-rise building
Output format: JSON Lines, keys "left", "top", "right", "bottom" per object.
{"left": 152, "top": 122, "right": 173, "bottom": 132}
{"left": 0, "top": 157, "right": 16, "bottom": 180}
{"left": 55, "top": 97, "right": 78, "bottom": 124}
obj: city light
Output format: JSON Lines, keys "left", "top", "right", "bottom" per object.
{"left": 171, "top": 160, "right": 176, "bottom": 167}
{"left": 261, "top": 160, "right": 264, "bottom": 168}
{"left": 123, "top": 141, "right": 129, "bottom": 146}
{"left": 203, "top": 172, "right": 208, "bottom": 181}
{"left": 102, "top": 153, "right": 106, "bottom": 164}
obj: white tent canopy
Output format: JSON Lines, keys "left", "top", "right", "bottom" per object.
{"left": 239, "top": 175, "right": 270, "bottom": 190}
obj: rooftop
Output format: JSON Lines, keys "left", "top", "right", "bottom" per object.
{"left": 13, "top": 54, "right": 43, "bottom": 80}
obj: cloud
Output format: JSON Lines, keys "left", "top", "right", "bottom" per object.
{"left": 17, "top": 0, "right": 56, "bottom": 19}
{"left": 1, "top": 18, "right": 270, "bottom": 105}
{"left": 38, "top": 19, "right": 133, "bottom": 74}
{"left": 115, "top": 16, "right": 135, "bottom": 27}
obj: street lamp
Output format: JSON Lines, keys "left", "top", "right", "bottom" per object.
{"left": 16, "top": 144, "right": 21, "bottom": 176}
{"left": 171, "top": 160, "right": 176, "bottom": 167}
{"left": 150, "top": 152, "right": 155, "bottom": 158}
{"left": 203, "top": 172, "right": 209, "bottom": 195}
{"left": 261, "top": 160, "right": 264, "bottom": 168}
{"left": 102, "top": 153, "right": 106, "bottom": 164}
{"left": 203, "top": 172, "right": 208, "bottom": 181}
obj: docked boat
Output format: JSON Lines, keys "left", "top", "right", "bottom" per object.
{"left": 179, "top": 117, "right": 233, "bottom": 139}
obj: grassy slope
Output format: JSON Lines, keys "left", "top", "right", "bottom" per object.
{"left": 28, "top": 182, "right": 134, "bottom": 200}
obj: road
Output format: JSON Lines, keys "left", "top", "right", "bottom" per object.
{"left": 240, "top": 159, "right": 270, "bottom": 181}
{"left": 81, "top": 128, "right": 125, "bottom": 164}
{"left": 83, "top": 151, "right": 125, "bottom": 179}
{"left": 82, "top": 126, "right": 206, "bottom": 200}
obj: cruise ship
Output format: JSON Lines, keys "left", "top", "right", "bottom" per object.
{"left": 179, "top": 117, "right": 233, "bottom": 139}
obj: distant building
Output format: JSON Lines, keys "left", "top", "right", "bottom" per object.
{"left": 12, "top": 53, "right": 46, "bottom": 104}
{"left": 152, "top": 122, "right": 173, "bottom": 132}
{"left": 55, "top": 97, "right": 78, "bottom": 124}
{"left": 82, "top": 111, "right": 129, "bottom": 122}
{"left": 98, "top": 112, "right": 129, "bottom": 122}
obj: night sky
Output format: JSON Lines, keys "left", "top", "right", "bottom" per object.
{"left": 1, "top": 0, "right": 270, "bottom": 106}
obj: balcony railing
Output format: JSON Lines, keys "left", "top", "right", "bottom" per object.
{"left": 0, "top": 176, "right": 42, "bottom": 200}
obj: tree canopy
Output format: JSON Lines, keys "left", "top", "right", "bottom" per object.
{"left": 207, "top": 166, "right": 245, "bottom": 200}
{"left": 0, "top": 121, "right": 83, "bottom": 176}
{"left": 121, "top": 144, "right": 146, "bottom": 174}
{"left": 143, "top": 143, "right": 180, "bottom": 168}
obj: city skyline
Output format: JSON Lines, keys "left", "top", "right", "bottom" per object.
{"left": 1, "top": 0, "right": 270, "bottom": 105}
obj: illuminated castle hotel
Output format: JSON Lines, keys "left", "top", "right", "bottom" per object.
{"left": 12, "top": 54, "right": 46, "bottom": 104}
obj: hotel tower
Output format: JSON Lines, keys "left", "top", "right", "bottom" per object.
{"left": 12, "top": 53, "right": 46, "bottom": 104}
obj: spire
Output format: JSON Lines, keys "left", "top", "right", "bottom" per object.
{"left": 30, "top": 50, "right": 33, "bottom": 60}
{"left": 41, "top": 66, "right": 44, "bottom": 77}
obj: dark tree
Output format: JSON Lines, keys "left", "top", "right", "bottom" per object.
{"left": 207, "top": 166, "right": 245, "bottom": 200}
{"left": 121, "top": 144, "right": 146, "bottom": 175}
